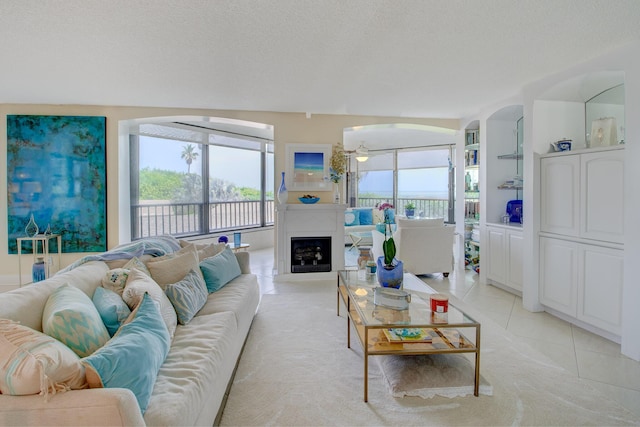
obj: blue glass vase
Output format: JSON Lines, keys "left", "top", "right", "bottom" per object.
{"left": 376, "top": 257, "right": 403, "bottom": 289}
{"left": 32, "top": 257, "right": 46, "bottom": 283}
{"left": 277, "top": 171, "right": 288, "bottom": 204}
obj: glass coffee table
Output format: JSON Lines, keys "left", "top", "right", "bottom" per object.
{"left": 337, "top": 270, "right": 481, "bottom": 402}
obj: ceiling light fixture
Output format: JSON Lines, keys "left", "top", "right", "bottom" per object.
{"left": 355, "top": 143, "right": 369, "bottom": 162}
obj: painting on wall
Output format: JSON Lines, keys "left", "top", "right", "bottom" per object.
{"left": 7, "top": 115, "right": 107, "bottom": 254}
{"left": 285, "top": 143, "right": 331, "bottom": 191}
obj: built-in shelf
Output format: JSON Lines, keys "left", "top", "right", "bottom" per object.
{"left": 465, "top": 143, "right": 479, "bottom": 151}
{"left": 498, "top": 184, "right": 523, "bottom": 190}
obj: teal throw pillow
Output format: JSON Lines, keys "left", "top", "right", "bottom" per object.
{"left": 344, "top": 210, "right": 359, "bottom": 226}
{"left": 200, "top": 247, "right": 241, "bottom": 293}
{"left": 42, "top": 284, "right": 111, "bottom": 357}
{"left": 355, "top": 208, "right": 373, "bottom": 225}
{"left": 93, "top": 287, "right": 132, "bottom": 336}
{"left": 82, "top": 293, "right": 171, "bottom": 414}
{"left": 165, "top": 269, "right": 208, "bottom": 325}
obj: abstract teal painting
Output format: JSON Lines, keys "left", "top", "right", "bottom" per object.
{"left": 7, "top": 115, "right": 107, "bottom": 253}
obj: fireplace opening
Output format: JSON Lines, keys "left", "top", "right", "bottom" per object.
{"left": 290, "top": 236, "right": 332, "bottom": 273}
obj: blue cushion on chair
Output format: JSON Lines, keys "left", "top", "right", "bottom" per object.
{"left": 355, "top": 208, "right": 373, "bottom": 225}
{"left": 344, "top": 209, "right": 360, "bottom": 226}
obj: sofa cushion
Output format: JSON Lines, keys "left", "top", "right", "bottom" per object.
{"left": 145, "top": 244, "right": 202, "bottom": 289}
{"left": 354, "top": 208, "right": 373, "bottom": 225}
{"left": 93, "top": 287, "right": 131, "bottom": 337}
{"left": 122, "top": 268, "right": 177, "bottom": 338}
{"left": 397, "top": 217, "right": 444, "bottom": 228}
{"left": 344, "top": 209, "right": 359, "bottom": 226}
{"left": 123, "top": 257, "right": 151, "bottom": 276}
{"left": 200, "top": 247, "right": 242, "bottom": 293}
{"left": 82, "top": 293, "right": 170, "bottom": 415}
{"left": 165, "top": 269, "right": 208, "bottom": 325}
{"left": 143, "top": 311, "right": 237, "bottom": 426}
{"left": 0, "top": 319, "right": 87, "bottom": 396}
{"left": 42, "top": 284, "right": 111, "bottom": 358}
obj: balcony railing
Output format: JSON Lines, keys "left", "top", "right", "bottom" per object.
{"left": 357, "top": 197, "right": 450, "bottom": 219}
{"left": 132, "top": 200, "right": 275, "bottom": 239}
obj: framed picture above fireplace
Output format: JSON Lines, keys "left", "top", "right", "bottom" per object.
{"left": 285, "top": 143, "right": 331, "bottom": 191}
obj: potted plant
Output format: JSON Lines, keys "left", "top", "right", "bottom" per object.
{"left": 404, "top": 202, "right": 416, "bottom": 218}
{"left": 376, "top": 203, "right": 403, "bottom": 288}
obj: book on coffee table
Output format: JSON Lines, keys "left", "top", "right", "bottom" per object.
{"left": 383, "top": 328, "right": 438, "bottom": 343}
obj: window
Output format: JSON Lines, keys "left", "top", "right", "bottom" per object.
{"left": 129, "top": 121, "right": 274, "bottom": 239}
{"left": 352, "top": 145, "right": 455, "bottom": 222}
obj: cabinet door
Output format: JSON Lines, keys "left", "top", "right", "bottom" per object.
{"left": 506, "top": 230, "right": 523, "bottom": 292}
{"left": 540, "top": 155, "right": 580, "bottom": 236}
{"left": 580, "top": 150, "right": 624, "bottom": 244}
{"left": 486, "top": 226, "right": 506, "bottom": 283}
{"left": 577, "top": 244, "right": 623, "bottom": 334}
{"left": 539, "top": 237, "right": 578, "bottom": 316}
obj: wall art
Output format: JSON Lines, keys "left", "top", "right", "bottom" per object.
{"left": 285, "top": 143, "right": 331, "bottom": 191}
{"left": 7, "top": 115, "right": 107, "bottom": 253}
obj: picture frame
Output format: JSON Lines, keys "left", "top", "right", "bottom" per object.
{"left": 285, "top": 143, "right": 331, "bottom": 191}
{"left": 589, "top": 117, "right": 618, "bottom": 148}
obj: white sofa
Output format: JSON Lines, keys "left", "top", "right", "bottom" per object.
{"left": 371, "top": 217, "right": 455, "bottom": 276}
{"left": 0, "top": 240, "right": 260, "bottom": 426}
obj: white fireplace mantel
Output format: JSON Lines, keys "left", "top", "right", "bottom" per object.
{"left": 275, "top": 203, "right": 346, "bottom": 280}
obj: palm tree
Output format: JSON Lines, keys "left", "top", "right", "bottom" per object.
{"left": 181, "top": 144, "right": 199, "bottom": 173}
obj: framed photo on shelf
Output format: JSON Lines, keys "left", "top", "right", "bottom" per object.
{"left": 285, "top": 143, "right": 331, "bottom": 191}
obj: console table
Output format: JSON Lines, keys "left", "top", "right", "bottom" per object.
{"left": 17, "top": 234, "right": 61, "bottom": 287}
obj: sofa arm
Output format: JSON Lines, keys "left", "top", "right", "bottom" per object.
{"left": 234, "top": 251, "right": 251, "bottom": 274}
{"left": 0, "top": 389, "right": 145, "bottom": 426}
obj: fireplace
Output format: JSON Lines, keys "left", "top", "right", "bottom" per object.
{"left": 275, "top": 203, "right": 345, "bottom": 279}
{"left": 290, "top": 237, "right": 331, "bottom": 273}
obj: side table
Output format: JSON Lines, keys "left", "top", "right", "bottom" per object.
{"left": 17, "top": 234, "right": 62, "bottom": 287}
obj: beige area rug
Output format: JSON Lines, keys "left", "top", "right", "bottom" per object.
{"left": 376, "top": 354, "right": 493, "bottom": 399}
{"left": 220, "top": 280, "right": 640, "bottom": 426}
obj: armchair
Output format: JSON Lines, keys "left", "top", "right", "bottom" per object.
{"left": 371, "top": 218, "right": 454, "bottom": 276}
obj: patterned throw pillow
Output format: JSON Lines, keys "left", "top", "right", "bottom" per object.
{"left": 165, "top": 269, "right": 208, "bottom": 325}
{"left": 0, "top": 319, "right": 87, "bottom": 396}
{"left": 42, "top": 284, "right": 111, "bottom": 358}
{"left": 82, "top": 293, "right": 170, "bottom": 414}
{"left": 101, "top": 268, "right": 130, "bottom": 296}
{"left": 345, "top": 210, "right": 360, "bottom": 226}
{"left": 92, "top": 287, "right": 132, "bottom": 336}
{"left": 122, "top": 268, "right": 177, "bottom": 338}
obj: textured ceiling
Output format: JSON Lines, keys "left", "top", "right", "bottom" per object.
{"left": 1, "top": 0, "right": 639, "bottom": 119}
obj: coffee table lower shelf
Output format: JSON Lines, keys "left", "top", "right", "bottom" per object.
{"left": 337, "top": 271, "right": 481, "bottom": 402}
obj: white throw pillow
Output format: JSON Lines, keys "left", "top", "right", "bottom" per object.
{"left": 145, "top": 244, "right": 202, "bottom": 289}
{"left": 122, "top": 268, "right": 177, "bottom": 338}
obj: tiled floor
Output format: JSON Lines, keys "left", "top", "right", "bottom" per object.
{"left": 249, "top": 246, "right": 640, "bottom": 418}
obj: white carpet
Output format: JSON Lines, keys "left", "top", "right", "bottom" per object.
{"left": 220, "top": 279, "right": 640, "bottom": 426}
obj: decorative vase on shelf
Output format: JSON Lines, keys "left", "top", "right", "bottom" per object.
{"left": 376, "top": 257, "right": 403, "bottom": 289}
{"left": 277, "top": 171, "right": 288, "bottom": 205}
{"left": 333, "top": 183, "right": 340, "bottom": 204}
{"left": 25, "top": 213, "right": 39, "bottom": 237}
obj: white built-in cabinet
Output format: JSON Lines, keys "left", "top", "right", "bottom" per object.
{"left": 486, "top": 224, "right": 523, "bottom": 293}
{"left": 539, "top": 146, "right": 624, "bottom": 335}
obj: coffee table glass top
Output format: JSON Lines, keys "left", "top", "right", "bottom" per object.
{"left": 338, "top": 270, "right": 479, "bottom": 328}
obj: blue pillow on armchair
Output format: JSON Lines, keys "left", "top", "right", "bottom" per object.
{"left": 354, "top": 208, "right": 373, "bottom": 225}
{"left": 344, "top": 210, "right": 360, "bottom": 226}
